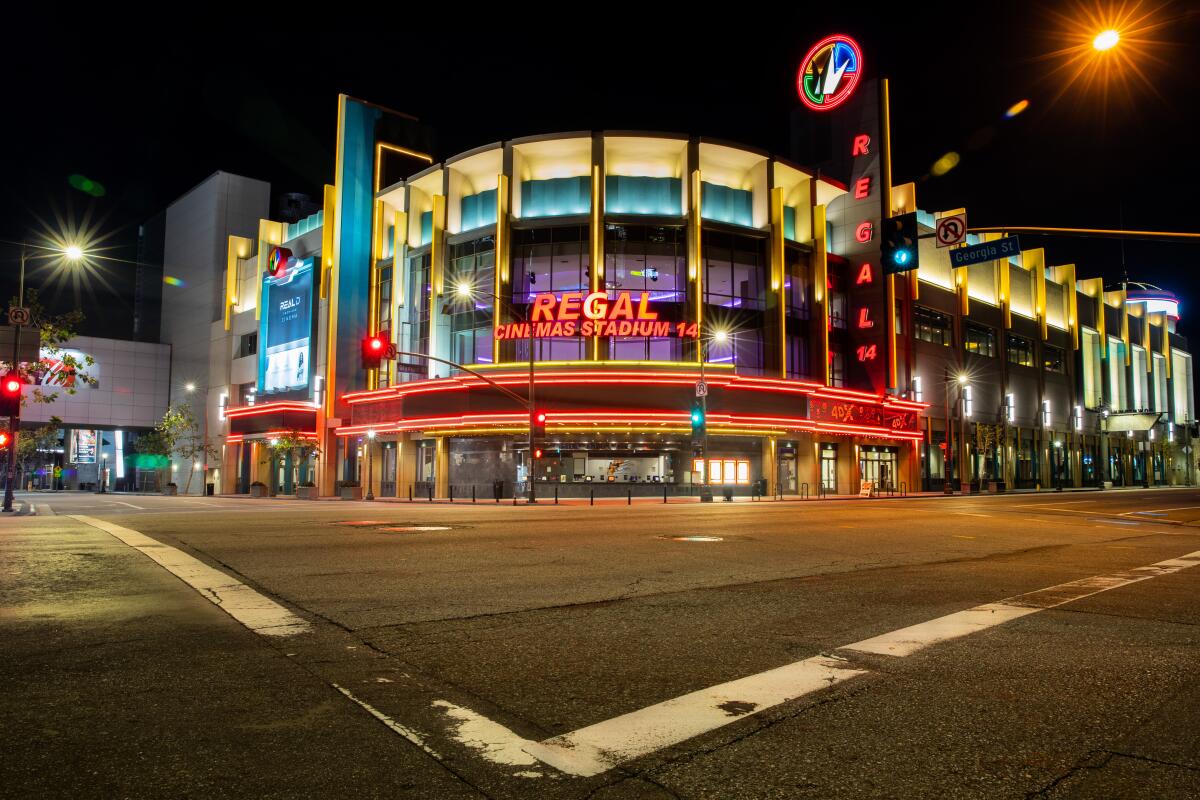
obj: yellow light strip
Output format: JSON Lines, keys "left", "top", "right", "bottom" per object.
{"left": 812, "top": 203, "right": 829, "bottom": 385}
{"left": 224, "top": 235, "right": 252, "bottom": 331}
{"left": 690, "top": 169, "right": 703, "bottom": 363}
{"left": 494, "top": 174, "right": 510, "bottom": 364}
{"left": 320, "top": 183, "right": 337, "bottom": 300}
{"left": 326, "top": 96, "right": 347, "bottom": 419}
{"left": 590, "top": 163, "right": 603, "bottom": 360}
{"left": 770, "top": 186, "right": 786, "bottom": 378}
{"left": 374, "top": 142, "right": 433, "bottom": 193}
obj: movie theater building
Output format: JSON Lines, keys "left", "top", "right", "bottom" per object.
{"left": 330, "top": 130, "right": 932, "bottom": 498}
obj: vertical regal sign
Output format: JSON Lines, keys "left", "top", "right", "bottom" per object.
{"left": 823, "top": 78, "right": 888, "bottom": 394}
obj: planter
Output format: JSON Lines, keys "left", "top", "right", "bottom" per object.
{"left": 960, "top": 482, "right": 978, "bottom": 495}
{"left": 249, "top": 484, "right": 268, "bottom": 498}
{"left": 340, "top": 486, "right": 363, "bottom": 501}
{"left": 296, "top": 486, "right": 319, "bottom": 500}
{"left": 161, "top": 485, "right": 178, "bottom": 496}
{"left": 987, "top": 480, "right": 1006, "bottom": 494}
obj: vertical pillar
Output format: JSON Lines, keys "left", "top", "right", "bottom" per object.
{"left": 434, "top": 436, "right": 449, "bottom": 498}
{"left": 395, "top": 434, "right": 418, "bottom": 498}
{"left": 768, "top": 187, "right": 787, "bottom": 378}
{"left": 493, "top": 174, "right": 510, "bottom": 364}
{"left": 590, "top": 135, "right": 606, "bottom": 361}
{"left": 761, "top": 437, "right": 777, "bottom": 496}
{"left": 811, "top": 202, "right": 829, "bottom": 384}
{"left": 688, "top": 166, "right": 703, "bottom": 362}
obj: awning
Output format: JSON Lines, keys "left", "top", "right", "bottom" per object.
{"left": 1105, "top": 412, "right": 1162, "bottom": 433}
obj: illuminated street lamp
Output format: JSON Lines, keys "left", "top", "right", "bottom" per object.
{"left": 1, "top": 239, "right": 87, "bottom": 513}
{"left": 1092, "top": 29, "right": 1120, "bottom": 51}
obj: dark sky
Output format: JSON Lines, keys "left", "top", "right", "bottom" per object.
{"left": 3, "top": 4, "right": 1198, "bottom": 342}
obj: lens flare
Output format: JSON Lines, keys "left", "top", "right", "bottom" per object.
{"left": 1093, "top": 28, "right": 1120, "bottom": 50}
{"left": 163, "top": 276, "right": 185, "bottom": 287}
{"left": 1004, "top": 99, "right": 1030, "bottom": 118}
{"left": 930, "top": 152, "right": 961, "bottom": 177}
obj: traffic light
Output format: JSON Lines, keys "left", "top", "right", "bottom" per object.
{"left": 532, "top": 410, "right": 547, "bottom": 441}
{"left": 0, "top": 431, "right": 9, "bottom": 449}
{"left": 533, "top": 448, "right": 543, "bottom": 460}
{"left": 361, "top": 334, "right": 386, "bottom": 370}
{"left": 690, "top": 399, "right": 706, "bottom": 441}
{"left": 0, "top": 373, "right": 22, "bottom": 417}
{"left": 881, "top": 211, "right": 919, "bottom": 274}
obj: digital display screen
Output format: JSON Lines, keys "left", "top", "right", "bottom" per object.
{"left": 259, "top": 258, "right": 315, "bottom": 398}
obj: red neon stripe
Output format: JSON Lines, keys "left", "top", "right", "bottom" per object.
{"left": 225, "top": 402, "right": 318, "bottom": 418}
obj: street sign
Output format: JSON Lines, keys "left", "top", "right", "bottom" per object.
{"left": 935, "top": 214, "right": 967, "bottom": 248}
{"left": 385, "top": 343, "right": 398, "bottom": 360}
{"left": 394, "top": 361, "right": 426, "bottom": 376}
{"left": 695, "top": 379, "right": 708, "bottom": 398}
{"left": 948, "top": 236, "right": 1021, "bottom": 268}
{"left": 7, "top": 307, "right": 30, "bottom": 326}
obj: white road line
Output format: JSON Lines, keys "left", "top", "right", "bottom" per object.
{"left": 844, "top": 550, "right": 1200, "bottom": 657}
{"left": 104, "top": 500, "right": 146, "bottom": 510}
{"left": 1122, "top": 505, "right": 1200, "bottom": 517}
{"left": 418, "top": 548, "right": 1200, "bottom": 778}
{"left": 68, "top": 515, "right": 310, "bottom": 636}
{"left": 333, "top": 684, "right": 441, "bottom": 758}
{"left": 954, "top": 512, "right": 991, "bottom": 518}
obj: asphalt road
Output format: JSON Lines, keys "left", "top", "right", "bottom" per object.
{"left": 2, "top": 488, "right": 1198, "bottom": 799}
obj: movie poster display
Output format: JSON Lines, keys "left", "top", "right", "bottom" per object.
{"left": 258, "top": 257, "right": 316, "bottom": 399}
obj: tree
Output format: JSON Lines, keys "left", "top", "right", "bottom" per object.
{"left": 4, "top": 288, "right": 97, "bottom": 405}
{"left": 264, "top": 430, "right": 321, "bottom": 493}
{"left": 15, "top": 416, "right": 62, "bottom": 487}
{"left": 134, "top": 403, "right": 203, "bottom": 491}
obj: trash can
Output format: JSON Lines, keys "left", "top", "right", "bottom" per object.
{"left": 206, "top": 483, "right": 215, "bottom": 496}
{"left": 722, "top": 487, "right": 734, "bottom": 502}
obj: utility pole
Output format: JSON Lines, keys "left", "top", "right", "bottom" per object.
{"left": 3, "top": 247, "right": 26, "bottom": 513}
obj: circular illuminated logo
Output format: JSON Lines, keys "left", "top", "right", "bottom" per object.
{"left": 798, "top": 35, "right": 863, "bottom": 111}
{"left": 268, "top": 246, "right": 293, "bottom": 277}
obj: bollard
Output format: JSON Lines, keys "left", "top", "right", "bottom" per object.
{"left": 554, "top": 486, "right": 558, "bottom": 505}
{"left": 408, "top": 485, "right": 412, "bottom": 502}
{"left": 472, "top": 485, "right": 476, "bottom": 503}
{"left": 449, "top": 485, "right": 454, "bottom": 503}
{"left": 428, "top": 485, "right": 433, "bottom": 502}
{"left": 627, "top": 489, "right": 631, "bottom": 505}
{"left": 590, "top": 489, "right": 594, "bottom": 506}
{"left": 663, "top": 485, "right": 668, "bottom": 504}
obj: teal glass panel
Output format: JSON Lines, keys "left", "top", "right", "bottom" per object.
{"left": 520, "top": 176, "right": 591, "bottom": 218}
{"left": 605, "top": 176, "right": 682, "bottom": 216}
{"left": 701, "top": 182, "right": 753, "bottom": 227}
{"left": 420, "top": 211, "right": 433, "bottom": 245}
{"left": 460, "top": 188, "right": 497, "bottom": 232}
{"left": 783, "top": 206, "right": 796, "bottom": 241}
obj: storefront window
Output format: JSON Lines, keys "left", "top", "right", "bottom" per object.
{"left": 914, "top": 305, "right": 951, "bottom": 346}
{"left": 405, "top": 252, "right": 431, "bottom": 363}
{"left": 511, "top": 225, "right": 590, "bottom": 361}
{"left": 964, "top": 322, "right": 996, "bottom": 357}
{"left": 1006, "top": 334, "right": 1033, "bottom": 367}
{"left": 820, "top": 445, "right": 838, "bottom": 493}
{"left": 447, "top": 236, "right": 495, "bottom": 365}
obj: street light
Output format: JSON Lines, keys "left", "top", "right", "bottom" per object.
{"left": 696, "top": 326, "right": 731, "bottom": 503}
{"left": 450, "top": 284, "right": 537, "bottom": 503}
{"left": 2, "top": 239, "right": 87, "bottom": 513}
{"left": 365, "top": 430, "right": 376, "bottom": 501}
{"left": 1092, "top": 29, "right": 1120, "bottom": 51}
{"left": 185, "top": 382, "right": 196, "bottom": 393}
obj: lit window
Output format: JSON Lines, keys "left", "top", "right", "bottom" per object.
{"left": 737, "top": 461, "right": 750, "bottom": 484}
{"left": 913, "top": 376, "right": 923, "bottom": 403}
{"left": 709, "top": 460, "right": 723, "bottom": 483}
{"left": 1042, "top": 399, "right": 1051, "bottom": 427}
{"left": 1006, "top": 393, "right": 1015, "bottom": 423}
{"left": 1073, "top": 405, "right": 1082, "bottom": 431}
{"left": 963, "top": 385, "right": 974, "bottom": 417}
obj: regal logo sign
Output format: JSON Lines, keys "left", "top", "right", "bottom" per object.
{"left": 495, "top": 291, "right": 698, "bottom": 340}
{"left": 809, "top": 397, "right": 918, "bottom": 433}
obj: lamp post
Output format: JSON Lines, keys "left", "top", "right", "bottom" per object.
{"left": 3, "top": 241, "right": 84, "bottom": 513}
{"left": 365, "top": 429, "right": 376, "bottom": 501}
{"left": 453, "top": 282, "right": 536, "bottom": 502}
{"left": 697, "top": 328, "right": 729, "bottom": 502}
{"left": 100, "top": 452, "right": 108, "bottom": 494}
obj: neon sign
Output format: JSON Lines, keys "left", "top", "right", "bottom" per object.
{"left": 798, "top": 35, "right": 863, "bottom": 112}
{"left": 495, "top": 291, "right": 699, "bottom": 340}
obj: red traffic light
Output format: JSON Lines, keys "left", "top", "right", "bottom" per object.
{"left": 2, "top": 376, "right": 21, "bottom": 395}
{"left": 533, "top": 448, "right": 543, "bottom": 459}
{"left": 368, "top": 337, "right": 384, "bottom": 351}
{"left": 535, "top": 411, "right": 547, "bottom": 424}
{"left": 0, "top": 432, "right": 9, "bottom": 448}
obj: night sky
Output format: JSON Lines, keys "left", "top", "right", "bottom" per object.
{"left": 3, "top": 5, "right": 1198, "bottom": 343}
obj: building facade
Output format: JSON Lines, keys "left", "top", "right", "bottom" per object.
{"left": 183, "top": 96, "right": 1193, "bottom": 500}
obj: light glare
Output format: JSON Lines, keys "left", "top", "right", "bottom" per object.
{"left": 1093, "top": 29, "right": 1119, "bottom": 50}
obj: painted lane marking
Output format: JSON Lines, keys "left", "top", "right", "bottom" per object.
{"left": 524, "top": 654, "right": 865, "bottom": 777}
{"left": 68, "top": 515, "right": 310, "bottom": 636}
{"left": 419, "top": 549, "right": 1200, "bottom": 778}
{"left": 844, "top": 550, "right": 1200, "bottom": 657}
{"left": 104, "top": 500, "right": 146, "bottom": 510}
{"left": 333, "top": 684, "right": 441, "bottom": 758}
{"left": 955, "top": 512, "right": 990, "bottom": 518}
{"left": 1123, "top": 505, "right": 1200, "bottom": 517}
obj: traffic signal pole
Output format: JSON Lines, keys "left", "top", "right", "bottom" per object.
{"left": 3, "top": 246, "right": 25, "bottom": 513}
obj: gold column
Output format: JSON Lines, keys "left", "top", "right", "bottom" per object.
{"left": 494, "top": 174, "right": 510, "bottom": 364}
{"left": 812, "top": 203, "right": 829, "bottom": 384}
{"left": 434, "top": 436, "right": 449, "bottom": 498}
{"left": 689, "top": 169, "right": 703, "bottom": 360}
{"left": 769, "top": 186, "right": 787, "bottom": 378}
{"left": 1051, "top": 264, "right": 1078, "bottom": 350}
{"left": 590, "top": 163, "right": 604, "bottom": 360}
{"left": 320, "top": 184, "right": 337, "bottom": 300}
{"left": 254, "top": 219, "right": 284, "bottom": 321}
{"left": 224, "top": 236, "right": 252, "bottom": 331}
{"left": 428, "top": 194, "right": 447, "bottom": 369}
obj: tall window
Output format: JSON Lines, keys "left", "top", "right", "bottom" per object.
{"left": 606, "top": 225, "right": 685, "bottom": 361}
{"left": 829, "top": 349, "right": 845, "bottom": 387}
{"left": 1043, "top": 344, "right": 1065, "bottom": 373}
{"left": 512, "top": 225, "right": 590, "bottom": 361}
{"left": 405, "top": 252, "right": 432, "bottom": 360}
{"left": 784, "top": 246, "right": 810, "bottom": 379}
{"left": 1006, "top": 334, "right": 1033, "bottom": 367}
{"left": 447, "top": 236, "right": 495, "bottom": 365}
{"left": 377, "top": 265, "right": 393, "bottom": 387}
{"left": 703, "top": 231, "right": 767, "bottom": 375}
{"left": 964, "top": 322, "right": 996, "bottom": 357}
{"left": 913, "top": 306, "right": 951, "bottom": 346}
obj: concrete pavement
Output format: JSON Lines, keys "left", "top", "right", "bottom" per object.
{"left": 2, "top": 489, "right": 1198, "bottom": 798}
